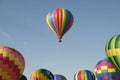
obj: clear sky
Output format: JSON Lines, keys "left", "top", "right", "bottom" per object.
{"left": 0, "top": 0, "right": 120, "bottom": 80}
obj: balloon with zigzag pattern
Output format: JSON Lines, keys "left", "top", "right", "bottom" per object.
{"left": 0, "top": 46, "right": 25, "bottom": 80}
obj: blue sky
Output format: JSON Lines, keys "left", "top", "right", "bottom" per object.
{"left": 0, "top": 0, "right": 120, "bottom": 80}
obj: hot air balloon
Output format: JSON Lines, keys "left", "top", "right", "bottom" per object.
{"left": 30, "top": 68, "right": 54, "bottom": 80}
{"left": 46, "top": 8, "right": 74, "bottom": 42}
{"left": 19, "top": 74, "right": 27, "bottom": 80}
{"left": 74, "top": 70, "right": 95, "bottom": 80}
{"left": 0, "top": 46, "right": 25, "bottom": 80}
{"left": 105, "top": 34, "right": 120, "bottom": 71}
{"left": 94, "top": 58, "right": 120, "bottom": 80}
{"left": 54, "top": 74, "right": 67, "bottom": 80}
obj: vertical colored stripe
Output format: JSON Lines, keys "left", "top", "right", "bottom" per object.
{"left": 115, "top": 34, "right": 120, "bottom": 48}
{"left": 62, "top": 10, "right": 69, "bottom": 35}
{"left": 106, "top": 35, "right": 120, "bottom": 50}
{"left": 62, "top": 10, "right": 73, "bottom": 36}
{"left": 61, "top": 8, "right": 66, "bottom": 35}
{"left": 108, "top": 35, "right": 117, "bottom": 49}
{"left": 105, "top": 42, "right": 109, "bottom": 51}
{"left": 58, "top": 8, "right": 62, "bottom": 35}
{"left": 46, "top": 13, "right": 57, "bottom": 35}
{"left": 54, "top": 8, "right": 59, "bottom": 35}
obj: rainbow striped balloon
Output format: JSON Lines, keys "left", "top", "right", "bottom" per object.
{"left": 54, "top": 74, "right": 66, "bottom": 80}
{"left": 30, "top": 69, "right": 54, "bottom": 80}
{"left": 46, "top": 8, "right": 74, "bottom": 42}
{"left": 105, "top": 34, "right": 120, "bottom": 71}
{"left": 94, "top": 58, "right": 120, "bottom": 80}
{"left": 74, "top": 70, "right": 95, "bottom": 80}
{"left": 0, "top": 46, "right": 25, "bottom": 80}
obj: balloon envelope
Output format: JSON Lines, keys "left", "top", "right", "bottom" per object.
{"left": 94, "top": 58, "right": 120, "bottom": 80}
{"left": 74, "top": 70, "right": 95, "bottom": 80}
{"left": 30, "top": 69, "right": 54, "bottom": 80}
{"left": 46, "top": 8, "right": 74, "bottom": 42}
{"left": 54, "top": 74, "right": 66, "bottom": 80}
{"left": 105, "top": 34, "right": 120, "bottom": 71}
{"left": 0, "top": 46, "right": 25, "bottom": 80}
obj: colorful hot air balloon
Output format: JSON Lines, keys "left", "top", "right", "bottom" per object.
{"left": 105, "top": 34, "right": 120, "bottom": 71}
{"left": 0, "top": 46, "right": 25, "bottom": 80}
{"left": 54, "top": 74, "right": 67, "bottom": 80}
{"left": 19, "top": 74, "right": 27, "bottom": 80}
{"left": 30, "top": 68, "right": 54, "bottom": 80}
{"left": 46, "top": 8, "right": 74, "bottom": 42}
{"left": 94, "top": 58, "right": 120, "bottom": 80}
{"left": 74, "top": 70, "right": 95, "bottom": 80}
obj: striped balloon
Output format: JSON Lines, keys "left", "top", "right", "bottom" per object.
{"left": 74, "top": 70, "right": 95, "bottom": 80}
{"left": 46, "top": 8, "right": 74, "bottom": 42}
{"left": 0, "top": 46, "right": 25, "bottom": 80}
{"left": 105, "top": 34, "right": 120, "bottom": 71}
{"left": 94, "top": 58, "right": 120, "bottom": 80}
{"left": 54, "top": 74, "right": 66, "bottom": 80}
{"left": 30, "top": 69, "right": 54, "bottom": 80}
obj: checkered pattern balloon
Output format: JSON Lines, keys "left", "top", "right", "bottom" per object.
{"left": 94, "top": 58, "right": 120, "bottom": 80}
{"left": 0, "top": 46, "right": 25, "bottom": 80}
